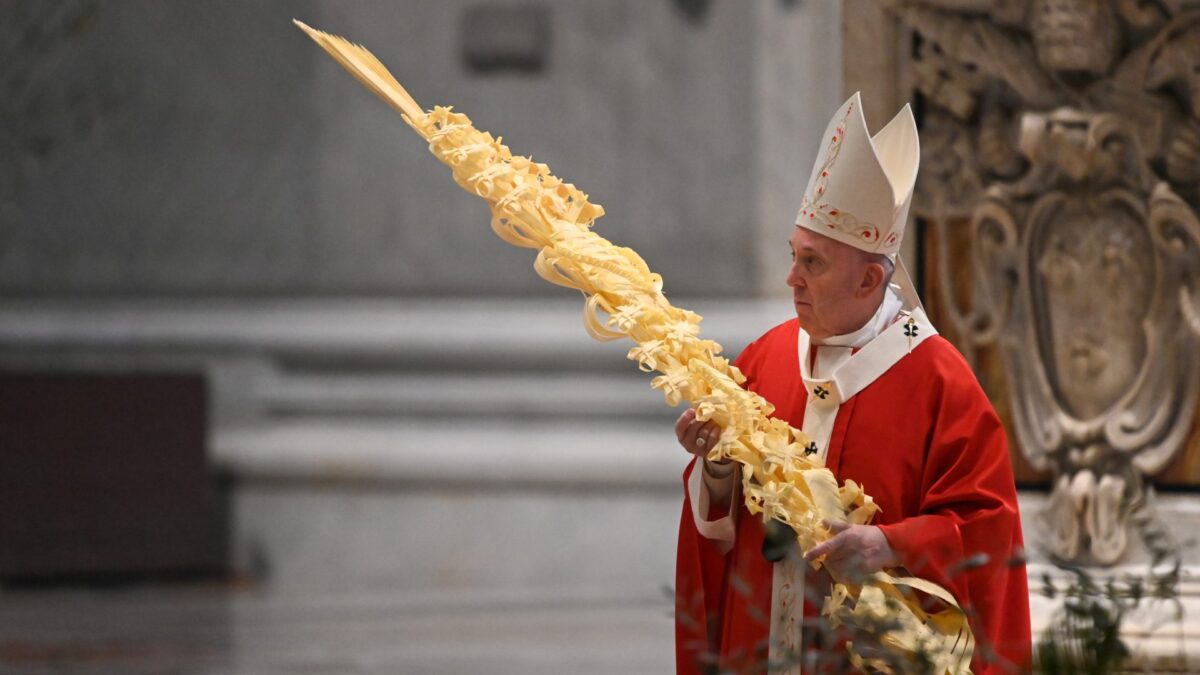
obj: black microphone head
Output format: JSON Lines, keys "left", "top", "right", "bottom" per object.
{"left": 761, "top": 518, "right": 798, "bottom": 563}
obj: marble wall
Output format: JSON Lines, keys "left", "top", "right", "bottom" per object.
{"left": 1, "top": 0, "right": 842, "bottom": 299}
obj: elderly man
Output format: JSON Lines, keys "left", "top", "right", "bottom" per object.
{"left": 673, "top": 93, "right": 1030, "bottom": 674}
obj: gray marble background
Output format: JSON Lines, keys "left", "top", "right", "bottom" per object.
{"left": 0, "top": 3, "right": 856, "bottom": 672}
{"left": 1, "top": 0, "right": 842, "bottom": 299}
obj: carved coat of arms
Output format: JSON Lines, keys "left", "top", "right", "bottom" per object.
{"left": 887, "top": 0, "right": 1200, "bottom": 564}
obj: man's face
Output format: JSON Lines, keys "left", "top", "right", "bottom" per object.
{"left": 787, "top": 226, "right": 869, "bottom": 340}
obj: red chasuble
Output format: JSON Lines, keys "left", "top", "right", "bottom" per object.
{"left": 675, "top": 318, "right": 1031, "bottom": 674}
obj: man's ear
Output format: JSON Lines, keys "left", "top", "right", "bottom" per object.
{"left": 857, "top": 262, "right": 885, "bottom": 298}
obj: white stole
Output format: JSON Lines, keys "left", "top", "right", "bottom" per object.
{"left": 768, "top": 289, "right": 936, "bottom": 672}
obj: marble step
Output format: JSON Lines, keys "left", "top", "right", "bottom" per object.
{"left": 213, "top": 418, "right": 690, "bottom": 487}
{"left": 256, "top": 371, "right": 676, "bottom": 421}
{"left": 0, "top": 297, "right": 787, "bottom": 372}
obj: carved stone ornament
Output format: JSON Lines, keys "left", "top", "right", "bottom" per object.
{"left": 885, "top": 0, "right": 1200, "bottom": 564}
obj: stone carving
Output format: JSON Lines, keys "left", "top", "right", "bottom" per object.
{"left": 885, "top": 0, "right": 1200, "bottom": 564}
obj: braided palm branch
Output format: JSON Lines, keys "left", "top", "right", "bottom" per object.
{"left": 294, "top": 19, "right": 975, "bottom": 674}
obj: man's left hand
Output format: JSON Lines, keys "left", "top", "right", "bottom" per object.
{"left": 804, "top": 521, "right": 898, "bottom": 583}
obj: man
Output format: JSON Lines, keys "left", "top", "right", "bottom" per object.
{"left": 673, "top": 93, "right": 1030, "bottom": 674}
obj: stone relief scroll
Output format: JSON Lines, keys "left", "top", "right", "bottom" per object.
{"left": 885, "top": 0, "right": 1200, "bottom": 564}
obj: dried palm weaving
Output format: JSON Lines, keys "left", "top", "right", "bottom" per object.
{"left": 293, "top": 19, "right": 974, "bottom": 674}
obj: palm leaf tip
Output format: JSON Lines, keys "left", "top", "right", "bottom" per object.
{"left": 292, "top": 18, "right": 425, "bottom": 120}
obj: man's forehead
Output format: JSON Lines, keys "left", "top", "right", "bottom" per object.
{"left": 789, "top": 226, "right": 844, "bottom": 251}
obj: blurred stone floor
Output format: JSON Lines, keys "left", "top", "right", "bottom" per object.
{"left": 0, "top": 585, "right": 674, "bottom": 675}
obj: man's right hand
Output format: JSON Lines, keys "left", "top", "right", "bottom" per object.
{"left": 675, "top": 408, "right": 725, "bottom": 462}
{"left": 676, "top": 409, "right": 736, "bottom": 512}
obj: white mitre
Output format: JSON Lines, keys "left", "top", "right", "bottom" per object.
{"left": 794, "top": 91, "right": 922, "bottom": 307}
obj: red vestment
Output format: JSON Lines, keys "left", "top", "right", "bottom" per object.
{"left": 675, "top": 318, "right": 1031, "bottom": 674}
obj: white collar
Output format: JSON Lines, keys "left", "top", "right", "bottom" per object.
{"left": 798, "top": 293, "right": 937, "bottom": 405}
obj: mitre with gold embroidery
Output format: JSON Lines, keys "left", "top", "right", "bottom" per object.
{"left": 795, "top": 91, "right": 920, "bottom": 255}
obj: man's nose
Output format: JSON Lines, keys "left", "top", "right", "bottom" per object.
{"left": 786, "top": 264, "right": 803, "bottom": 288}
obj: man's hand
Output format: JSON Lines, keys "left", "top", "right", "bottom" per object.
{"left": 804, "top": 521, "right": 898, "bottom": 583}
{"left": 674, "top": 408, "right": 724, "bottom": 461}
{"left": 676, "top": 408, "right": 735, "bottom": 512}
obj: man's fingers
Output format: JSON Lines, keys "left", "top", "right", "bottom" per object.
{"left": 823, "top": 520, "right": 852, "bottom": 534}
{"left": 674, "top": 409, "right": 697, "bottom": 441}
{"left": 681, "top": 417, "right": 705, "bottom": 454}
{"left": 676, "top": 408, "right": 726, "bottom": 459}
{"left": 805, "top": 525, "right": 857, "bottom": 561}
{"left": 825, "top": 548, "right": 858, "bottom": 566}
{"left": 805, "top": 537, "right": 838, "bottom": 561}
{"left": 680, "top": 422, "right": 701, "bottom": 451}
